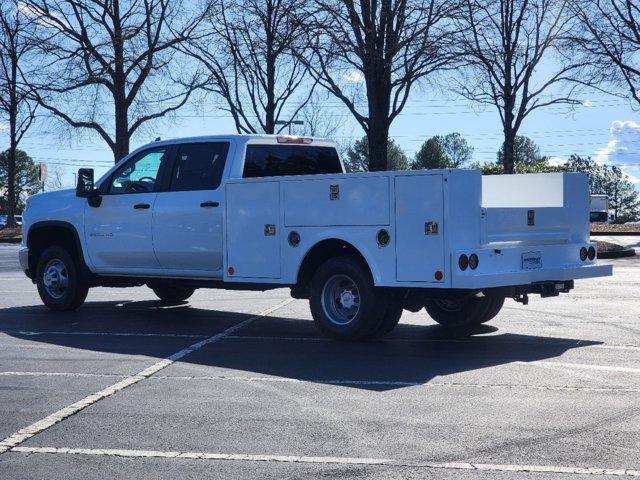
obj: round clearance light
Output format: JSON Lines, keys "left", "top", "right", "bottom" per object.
{"left": 580, "top": 247, "right": 588, "bottom": 261}
{"left": 434, "top": 271, "right": 444, "bottom": 281}
{"left": 288, "top": 231, "right": 301, "bottom": 247}
{"left": 458, "top": 254, "right": 469, "bottom": 271}
{"left": 469, "top": 253, "right": 479, "bottom": 270}
{"left": 377, "top": 229, "right": 390, "bottom": 247}
{"left": 587, "top": 246, "right": 596, "bottom": 261}
{"left": 227, "top": 266, "right": 235, "bottom": 276}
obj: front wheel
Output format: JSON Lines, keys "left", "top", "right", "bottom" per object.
{"left": 424, "top": 295, "right": 504, "bottom": 327}
{"left": 36, "top": 246, "right": 88, "bottom": 311}
{"left": 309, "top": 256, "right": 388, "bottom": 340}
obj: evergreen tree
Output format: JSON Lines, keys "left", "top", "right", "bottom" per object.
{"left": 0, "top": 148, "right": 40, "bottom": 213}
{"left": 566, "top": 155, "right": 640, "bottom": 223}
{"left": 344, "top": 137, "right": 409, "bottom": 172}
{"left": 497, "top": 136, "right": 547, "bottom": 167}
{"left": 413, "top": 133, "right": 474, "bottom": 170}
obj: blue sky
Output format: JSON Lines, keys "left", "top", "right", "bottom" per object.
{"left": 1, "top": 88, "right": 638, "bottom": 189}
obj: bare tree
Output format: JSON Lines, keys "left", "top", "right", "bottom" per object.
{"left": 295, "top": 93, "right": 345, "bottom": 137}
{"left": 304, "top": 0, "right": 457, "bottom": 171}
{"left": 570, "top": 0, "right": 640, "bottom": 106}
{"left": 24, "top": 0, "right": 209, "bottom": 162}
{"left": 0, "top": 1, "right": 37, "bottom": 226}
{"left": 457, "top": 0, "right": 587, "bottom": 174}
{"left": 45, "top": 164, "right": 65, "bottom": 191}
{"left": 185, "top": 0, "right": 314, "bottom": 135}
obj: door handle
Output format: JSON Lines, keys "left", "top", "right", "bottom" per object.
{"left": 133, "top": 203, "right": 151, "bottom": 210}
{"left": 200, "top": 201, "right": 219, "bottom": 208}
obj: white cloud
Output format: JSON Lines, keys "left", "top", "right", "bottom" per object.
{"left": 340, "top": 70, "right": 365, "bottom": 83}
{"left": 18, "top": 3, "right": 69, "bottom": 29}
{"left": 594, "top": 120, "right": 640, "bottom": 182}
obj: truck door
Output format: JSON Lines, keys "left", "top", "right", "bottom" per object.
{"left": 84, "top": 147, "right": 167, "bottom": 272}
{"left": 226, "top": 181, "right": 281, "bottom": 279}
{"left": 395, "top": 174, "right": 445, "bottom": 283}
{"left": 152, "top": 141, "right": 229, "bottom": 277}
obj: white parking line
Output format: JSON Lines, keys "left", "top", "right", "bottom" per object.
{"left": 3, "top": 331, "right": 640, "bottom": 351}
{"left": 2, "top": 370, "right": 638, "bottom": 393}
{"left": 523, "top": 361, "right": 640, "bottom": 374}
{"left": 0, "top": 330, "right": 207, "bottom": 339}
{"left": 0, "top": 371, "right": 126, "bottom": 379}
{"left": 0, "top": 298, "right": 294, "bottom": 455}
{"left": 226, "top": 335, "right": 640, "bottom": 351}
{"left": 10, "top": 446, "right": 640, "bottom": 476}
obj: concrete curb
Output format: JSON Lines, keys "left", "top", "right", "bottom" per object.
{"left": 591, "top": 231, "right": 640, "bottom": 237}
{"left": 598, "top": 249, "right": 636, "bottom": 259}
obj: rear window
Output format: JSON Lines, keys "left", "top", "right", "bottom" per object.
{"left": 243, "top": 144, "right": 342, "bottom": 178}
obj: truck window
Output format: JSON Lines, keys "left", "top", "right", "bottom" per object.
{"left": 109, "top": 148, "right": 166, "bottom": 194}
{"left": 170, "top": 142, "right": 229, "bottom": 191}
{"left": 243, "top": 145, "right": 342, "bottom": 178}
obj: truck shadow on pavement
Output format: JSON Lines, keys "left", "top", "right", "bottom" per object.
{"left": 0, "top": 300, "right": 602, "bottom": 392}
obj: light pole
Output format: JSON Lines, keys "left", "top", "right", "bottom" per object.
{"left": 275, "top": 120, "right": 304, "bottom": 135}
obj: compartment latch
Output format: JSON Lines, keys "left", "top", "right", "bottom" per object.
{"left": 425, "top": 221, "right": 439, "bottom": 235}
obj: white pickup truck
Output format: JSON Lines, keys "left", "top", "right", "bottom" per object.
{"left": 19, "top": 135, "right": 611, "bottom": 339}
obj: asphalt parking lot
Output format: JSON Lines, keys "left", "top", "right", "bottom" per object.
{"left": 0, "top": 243, "right": 638, "bottom": 479}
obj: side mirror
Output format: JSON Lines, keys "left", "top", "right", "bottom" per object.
{"left": 76, "top": 168, "right": 102, "bottom": 207}
{"left": 76, "top": 168, "right": 95, "bottom": 197}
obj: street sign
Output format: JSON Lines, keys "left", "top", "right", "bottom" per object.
{"left": 39, "top": 163, "right": 48, "bottom": 182}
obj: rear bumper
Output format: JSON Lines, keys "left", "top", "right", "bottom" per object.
{"left": 451, "top": 243, "right": 612, "bottom": 289}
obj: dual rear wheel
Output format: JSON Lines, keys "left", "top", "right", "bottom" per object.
{"left": 309, "top": 256, "right": 504, "bottom": 340}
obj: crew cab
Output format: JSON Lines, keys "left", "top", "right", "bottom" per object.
{"left": 19, "top": 135, "right": 612, "bottom": 339}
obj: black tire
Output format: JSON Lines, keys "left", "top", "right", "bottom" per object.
{"left": 369, "top": 296, "right": 403, "bottom": 338}
{"left": 309, "top": 256, "right": 388, "bottom": 340}
{"left": 36, "top": 245, "right": 88, "bottom": 311}
{"left": 478, "top": 296, "right": 505, "bottom": 324}
{"left": 424, "top": 294, "right": 495, "bottom": 328}
{"left": 150, "top": 285, "right": 195, "bottom": 303}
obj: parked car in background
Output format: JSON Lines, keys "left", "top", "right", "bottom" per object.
{"left": 0, "top": 215, "right": 23, "bottom": 228}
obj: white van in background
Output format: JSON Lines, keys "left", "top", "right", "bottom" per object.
{"left": 590, "top": 195, "right": 609, "bottom": 223}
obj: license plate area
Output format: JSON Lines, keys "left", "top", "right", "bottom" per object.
{"left": 522, "top": 251, "right": 542, "bottom": 270}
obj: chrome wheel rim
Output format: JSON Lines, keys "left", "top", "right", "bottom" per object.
{"left": 321, "top": 274, "right": 361, "bottom": 326}
{"left": 43, "top": 259, "right": 69, "bottom": 299}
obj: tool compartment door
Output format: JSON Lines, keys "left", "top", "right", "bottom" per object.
{"left": 226, "top": 181, "right": 281, "bottom": 279}
{"left": 395, "top": 175, "right": 445, "bottom": 282}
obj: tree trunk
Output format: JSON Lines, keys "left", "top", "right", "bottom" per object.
{"left": 502, "top": 128, "right": 515, "bottom": 174}
{"left": 367, "top": 119, "right": 389, "bottom": 172}
{"left": 114, "top": 101, "right": 129, "bottom": 162}
{"left": 7, "top": 138, "right": 17, "bottom": 228}
{"left": 112, "top": 0, "right": 129, "bottom": 163}
{"left": 264, "top": 56, "right": 275, "bottom": 134}
{"left": 264, "top": 0, "right": 276, "bottom": 134}
{"left": 366, "top": 65, "right": 391, "bottom": 172}
{"left": 6, "top": 52, "right": 17, "bottom": 228}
